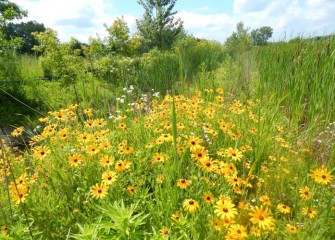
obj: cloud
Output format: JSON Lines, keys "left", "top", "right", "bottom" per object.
{"left": 177, "top": 11, "right": 235, "bottom": 42}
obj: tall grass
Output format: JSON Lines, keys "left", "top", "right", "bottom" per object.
{"left": 254, "top": 36, "right": 335, "bottom": 130}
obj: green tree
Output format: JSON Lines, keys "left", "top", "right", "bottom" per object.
{"left": 4, "top": 20, "right": 46, "bottom": 54}
{"left": 136, "top": 0, "right": 183, "bottom": 51}
{"left": 251, "top": 26, "right": 273, "bottom": 45}
{"left": 225, "top": 21, "right": 252, "bottom": 57}
{"left": 105, "top": 16, "right": 130, "bottom": 55}
{"left": 0, "top": 0, "right": 27, "bottom": 88}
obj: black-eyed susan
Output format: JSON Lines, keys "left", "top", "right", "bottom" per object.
{"left": 191, "top": 146, "right": 209, "bottom": 162}
{"left": 299, "top": 186, "right": 312, "bottom": 200}
{"left": 10, "top": 185, "right": 28, "bottom": 204}
{"left": 32, "top": 146, "right": 50, "bottom": 160}
{"left": 286, "top": 223, "right": 297, "bottom": 233}
{"left": 127, "top": 186, "right": 137, "bottom": 196}
{"left": 176, "top": 179, "right": 191, "bottom": 189}
{"left": 250, "top": 226, "right": 261, "bottom": 237}
{"left": 277, "top": 203, "right": 291, "bottom": 214}
{"left": 68, "top": 153, "right": 84, "bottom": 167}
{"left": 310, "top": 166, "right": 333, "bottom": 185}
{"left": 171, "top": 211, "right": 181, "bottom": 222}
{"left": 183, "top": 199, "right": 200, "bottom": 213}
{"left": 91, "top": 183, "right": 108, "bottom": 199}
{"left": 202, "top": 192, "right": 215, "bottom": 205}
{"left": 214, "top": 200, "right": 238, "bottom": 220}
{"left": 100, "top": 155, "right": 115, "bottom": 167}
{"left": 86, "top": 144, "right": 100, "bottom": 155}
{"left": 160, "top": 226, "right": 169, "bottom": 238}
{"left": 259, "top": 195, "right": 272, "bottom": 206}
{"left": 302, "top": 206, "right": 317, "bottom": 219}
{"left": 249, "top": 206, "right": 275, "bottom": 231}
{"left": 228, "top": 224, "right": 248, "bottom": 240}
{"left": 11, "top": 127, "right": 24, "bottom": 137}
{"left": 102, "top": 170, "right": 117, "bottom": 185}
{"left": 225, "top": 147, "right": 243, "bottom": 162}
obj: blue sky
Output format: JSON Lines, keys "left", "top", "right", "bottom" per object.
{"left": 11, "top": 0, "right": 335, "bottom": 43}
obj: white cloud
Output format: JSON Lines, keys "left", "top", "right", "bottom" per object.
{"left": 177, "top": 11, "right": 235, "bottom": 42}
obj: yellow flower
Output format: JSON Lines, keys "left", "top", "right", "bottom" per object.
{"left": 11, "top": 127, "right": 24, "bottom": 137}
{"left": 286, "top": 223, "right": 297, "bottom": 233}
{"left": 127, "top": 186, "right": 137, "bottom": 196}
{"left": 176, "top": 179, "right": 191, "bottom": 189}
{"left": 302, "top": 206, "right": 317, "bottom": 218}
{"left": 100, "top": 155, "right": 115, "bottom": 167}
{"left": 228, "top": 224, "right": 248, "bottom": 240}
{"left": 310, "top": 167, "right": 333, "bottom": 185}
{"left": 202, "top": 192, "right": 215, "bottom": 204}
{"left": 214, "top": 200, "right": 238, "bottom": 220}
{"left": 68, "top": 153, "right": 84, "bottom": 167}
{"left": 277, "top": 203, "right": 291, "bottom": 214}
{"left": 32, "top": 145, "right": 50, "bottom": 160}
{"left": 102, "top": 170, "right": 117, "bottom": 185}
{"left": 160, "top": 226, "right": 169, "bottom": 238}
{"left": 10, "top": 184, "right": 28, "bottom": 204}
{"left": 91, "top": 183, "right": 108, "bottom": 199}
{"left": 299, "top": 186, "right": 312, "bottom": 200}
{"left": 249, "top": 206, "right": 275, "bottom": 231}
{"left": 225, "top": 147, "right": 243, "bottom": 162}
{"left": 183, "top": 199, "right": 200, "bottom": 213}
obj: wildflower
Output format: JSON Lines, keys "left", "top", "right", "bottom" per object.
{"left": 176, "top": 179, "right": 191, "bottom": 189}
{"left": 11, "top": 127, "right": 24, "bottom": 137}
{"left": 1, "top": 225, "right": 8, "bottom": 233}
{"left": 10, "top": 185, "right": 28, "bottom": 204}
{"left": 286, "top": 223, "right": 297, "bottom": 233}
{"left": 86, "top": 144, "right": 100, "bottom": 155}
{"left": 32, "top": 146, "right": 50, "bottom": 160}
{"left": 171, "top": 211, "right": 181, "bottom": 222}
{"left": 214, "top": 199, "right": 238, "bottom": 220}
{"left": 127, "top": 186, "right": 137, "bottom": 196}
{"left": 68, "top": 153, "right": 84, "bottom": 167}
{"left": 250, "top": 226, "right": 261, "bottom": 237}
{"left": 249, "top": 206, "right": 275, "bottom": 231}
{"left": 102, "top": 170, "right": 117, "bottom": 185}
{"left": 225, "top": 147, "right": 243, "bottom": 162}
{"left": 310, "top": 167, "right": 333, "bottom": 185}
{"left": 299, "top": 186, "right": 312, "bottom": 200}
{"left": 203, "top": 192, "right": 215, "bottom": 204}
{"left": 160, "top": 227, "right": 169, "bottom": 237}
{"left": 228, "top": 224, "right": 248, "bottom": 240}
{"left": 100, "top": 155, "right": 115, "bottom": 167}
{"left": 91, "top": 183, "right": 108, "bottom": 199}
{"left": 191, "top": 146, "right": 209, "bottom": 162}
{"left": 260, "top": 195, "right": 272, "bottom": 206}
{"left": 183, "top": 199, "right": 200, "bottom": 213}
{"left": 302, "top": 206, "right": 317, "bottom": 218}
{"left": 277, "top": 203, "right": 291, "bottom": 214}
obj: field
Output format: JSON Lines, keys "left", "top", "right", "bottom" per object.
{"left": 0, "top": 37, "right": 335, "bottom": 239}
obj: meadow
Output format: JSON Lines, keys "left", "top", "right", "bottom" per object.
{"left": 0, "top": 36, "right": 335, "bottom": 239}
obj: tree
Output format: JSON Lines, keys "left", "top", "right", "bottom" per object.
{"left": 105, "top": 16, "right": 130, "bottom": 55}
{"left": 251, "top": 26, "right": 273, "bottom": 45}
{"left": 0, "top": 0, "right": 27, "bottom": 88}
{"left": 4, "top": 21, "right": 46, "bottom": 54}
{"left": 136, "top": 0, "right": 183, "bottom": 51}
{"left": 225, "top": 21, "right": 252, "bottom": 57}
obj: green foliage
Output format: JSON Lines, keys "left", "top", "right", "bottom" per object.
{"left": 32, "top": 29, "right": 85, "bottom": 86}
{"left": 4, "top": 21, "right": 46, "bottom": 54}
{"left": 225, "top": 21, "right": 252, "bottom": 57}
{"left": 136, "top": 0, "right": 183, "bottom": 51}
{"left": 105, "top": 16, "right": 131, "bottom": 55}
{"left": 251, "top": 26, "right": 273, "bottom": 46}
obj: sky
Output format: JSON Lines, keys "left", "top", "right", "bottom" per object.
{"left": 11, "top": 0, "right": 335, "bottom": 44}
